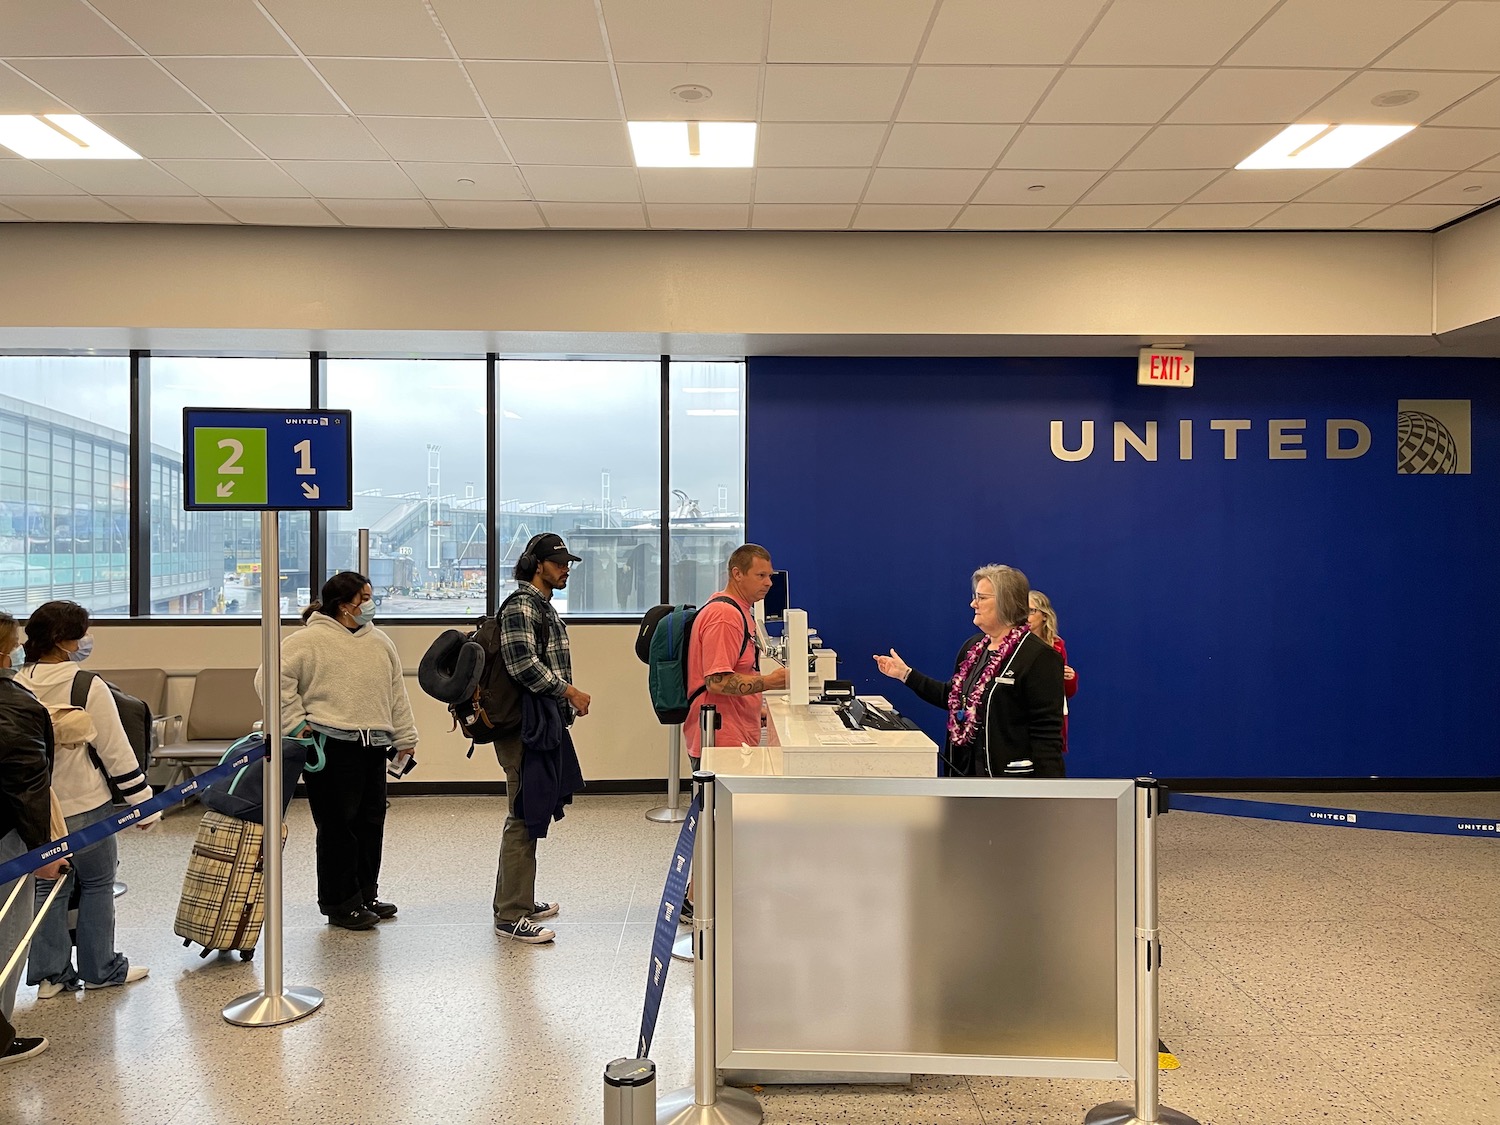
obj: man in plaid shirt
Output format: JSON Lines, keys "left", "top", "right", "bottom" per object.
{"left": 492, "top": 532, "right": 591, "bottom": 944}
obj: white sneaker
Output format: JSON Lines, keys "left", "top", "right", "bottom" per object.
{"left": 35, "top": 979, "right": 71, "bottom": 1000}
{"left": 85, "top": 965, "right": 149, "bottom": 990}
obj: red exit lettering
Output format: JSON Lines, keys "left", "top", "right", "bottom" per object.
{"left": 1150, "top": 354, "right": 1183, "bottom": 381}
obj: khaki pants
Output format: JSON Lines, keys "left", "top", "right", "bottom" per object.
{"left": 491, "top": 735, "right": 536, "bottom": 923}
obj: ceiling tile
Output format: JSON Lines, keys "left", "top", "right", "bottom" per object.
{"left": 0, "top": 201, "right": 24, "bottom": 219}
{"left": 10, "top": 58, "right": 204, "bottom": 114}
{"left": 431, "top": 0, "right": 606, "bottom": 61}
{"left": 1168, "top": 68, "right": 1352, "bottom": 124}
{"left": 41, "top": 160, "right": 197, "bottom": 196}
{"left": 320, "top": 198, "right": 444, "bottom": 228}
{"left": 156, "top": 159, "right": 309, "bottom": 197}
{"left": 1258, "top": 201, "right": 1386, "bottom": 228}
{"left": 361, "top": 117, "right": 509, "bottom": 163}
{"left": 1363, "top": 127, "right": 1500, "bottom": 171}
{"left": 399, "top": 162, "right": 527, "bottom": 200}
{"left": 1034, "top": 67, "right": 1208, "bottom": 125}
{"left": 616, "top": 63, "right": 759, "bottom": 121}
{"left": 428, "top": 199, "right": 544, "bottom": 227}
{"left": 521, "top": 165, "right": 640, "bottom": 202}
{"left": 162, "top": 58, "right": 344, "bottom": 114}
{"left": 1405, "top": 170, "right": 1500, "bottom": 205}
{"left": 77, "top": 115, "right": 258, "bottom": 160}
{"left": 224, "top": 115, "right": 385, "bottom": 160}
{"left": 754, "top": 167, "right": 870, "bottom": 204}
{"left": 761, "top": 66, "right": 908, "bottom": 122}
{"left": 922, "top": 0, "right": 1109, "bottom": 65}
{"left": 538, "top": 201, "right": 647, "bottom": 227}
{"left": 1153, "top": 202, "right": 1282, "bottom": 228}
{"left": 898, "top": 67, "right": 1055, "bottom": 124}
{"left": 601, "top": 0, "right": 770, "bottom": 64}
{"left": 864, "top": 167, "right": 987, "bottom": 204}
{"left": 647, "top": 203, "right": 749, "bottom": 228}
{"left": 1120, "top": 124, "right": 1283, "bottom": 169}
{"left": 1191, "top": 168, "right": 1336, "bottom": 203}
{"left": 1074, "top": 0, "right": 1281, "bottom": 66}
{"left": 1429, "top": 78, "right": 1500, "bottom": 128}
{"left": 973, "top": 169, "right": 1103, "bottom": 205}
{"left": 953, "top": 204, "right": 1066, "bottom": 229}
{"left": 209, "top": 197, "right": 336, "bottom": 225}
{"left": 313, "top": 60, "right": 484, "bottom": 118}
{"left": 638, "top": 168, "right": 753, "bottom": 203}
{"left": 1302, "top": 70, "right": 1493, "bottom": 125}
{"left": 468, "top": 61, "right": 620, "bottom": 120}
{"left": 89, "top": 0, "right": 294, "bottom": 55}
{"left": 1297, "top": 168, "right": 1449, "bottom": 204}
{"left": 1358, "top": 202, "right": 1477, "bottom": 229}
{"left": 496, "top": 120, "right": 632, "bottom": 165}
{"left": 755, "top": 123, "right": 886, "bottom": 166}
{"left": 96, "top": 196, "right": 235, "bottom": 223}
{"left": 4, "top": 195, "right": 129, "bottom": 220}
{"left": 1229, "top": 0, "right": 1445, "bottom": 68}
{"left": 852, "top": 203, "right": 961, "bottom": 229}
{"left": 261, "top": 0, "right": 449, "bottom": 58}
{"left": 0, "top": 162, "right": 86, "bottom": 195}
{"left": 879, "top": 124, "right": 1017, "bottom": 168}
{"left": 1053, "top": 203, "right": 1173, "bottom": 228}
{"left": 0, "top": 0, "right": 136, "bottom": 55}
{"left": 1082, "top": 169, "right": 1218, "bottom": 204}
{"left": 768, "top": 0, "right": 932, "bottom": 64}
{"left": 998, "top": 125, "right": 1151, "bottom": 169}
{"left": 750, "top": 203, "right": 855, "bottom": 228}
{"left": 0, "top": 63, "right": 74, "bottom": 114}
{"left": 280, "top": 160, "right": 421, "bottom": 199}
{"left": 1377, "top": 3, "right": 1500, "bottom": 71}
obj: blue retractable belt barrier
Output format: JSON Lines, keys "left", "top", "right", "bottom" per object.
{"left": 1170, "top": 792, "right": 1500, "bottom": 840}
{"left": 637, "top": 792, "right": 701, "bottom": 1059}
{"left": 0, "top": 740, "right": 269, "bottom": 887}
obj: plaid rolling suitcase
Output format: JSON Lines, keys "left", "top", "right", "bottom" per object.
{"left": 174, "top": 809, "right": 287, "bottom": 959}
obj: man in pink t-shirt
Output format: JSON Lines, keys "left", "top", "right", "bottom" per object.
{"left": 684, "top": 544, "right": 789, "bottom": 761}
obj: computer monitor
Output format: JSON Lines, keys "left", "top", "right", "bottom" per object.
{"left": 763, "top": 570, "right": 789, "bottom": 623}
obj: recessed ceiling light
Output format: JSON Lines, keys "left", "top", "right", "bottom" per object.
{"left": 1027, "top": 184, "right": 1047, "bottom": 192}
{"left": 1371, "top": 89, "right": 1419, "bottom": 108}
{"left": 457, "top": 177, "right": 476, "bottom": 185}
{"left": 670, "top": 85, "right": 713, "bottom": 104}
{"left": 1236, "top": 123, "right": 1414, "bottom": 170}
{"left": 1463, "top": 184, "right": 1484, "bottom": 193}
{"left": 0, "top": 114, "right": 141, "bottom": 159}
{"left": 628, "top": 121, "right": 756, "bottom": 168}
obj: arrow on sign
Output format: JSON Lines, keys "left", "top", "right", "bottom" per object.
{"left": 217, "top": 482, "right": 234, "bottom": 498}
{"left": 301, "top": 482, "right": 320, "bottom": 500}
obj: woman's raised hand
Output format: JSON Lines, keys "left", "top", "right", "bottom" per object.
{"left": 873, "top": 648, "right": 911, "bottom": 682}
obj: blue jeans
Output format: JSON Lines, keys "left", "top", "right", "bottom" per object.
{"left": 28, "top": 802, "right": 129, "bottom": 988}
{"left": 0, "top": 830, "right": 32, "bottom": 1020}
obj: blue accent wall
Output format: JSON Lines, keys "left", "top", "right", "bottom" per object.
{"left": 746, "top": 356, "right": 1500, "bottom": 780}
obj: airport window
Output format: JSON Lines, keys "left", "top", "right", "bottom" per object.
{"left": 324, "top": 359, "right": 488, "bottom": 617}
{"left": 147, "top": 357, "right": 311, "bottom": 616}
{"left": 0, "top": 355, "right": 131, "bottom": 617}
{"left": 495, "top": 360, "right": 660, "bottom": 616}
{"left": 668, "top": 361, "right": 746, "bottom": 606}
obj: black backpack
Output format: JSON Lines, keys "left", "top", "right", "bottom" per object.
{"left": 69, "top": 669, "right": 153, "bottom": 803}
{"left": 419, "top": 591, "right": 546, "bottom": 754}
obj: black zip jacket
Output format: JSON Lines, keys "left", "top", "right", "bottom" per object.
{"left": 0, "top": 674, "right": 55, "bottom": 849}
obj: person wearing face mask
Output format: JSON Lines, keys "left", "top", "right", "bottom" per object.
{"left": 257, "top": 571, "right": 418, "bottom": 931}
{"left": 874, "top": 564, "right": 1065, "bottom": 778}
{"left": 15, "top": 600, "right": 154, "bottom": 994}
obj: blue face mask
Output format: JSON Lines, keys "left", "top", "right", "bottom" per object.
{"left": 67, "top": 636, "right": 94, "bottom": 663}
{"left": 6, "top": 644, "right": 22, "bottom": 669}
{"left": 353, "top": 600, "right": 376, "bottom": 627}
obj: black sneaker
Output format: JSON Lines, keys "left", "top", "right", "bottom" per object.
{"left": 364, "top": 900, "right": 398, "bottom": 920}
{"left": 679, "top": 898, "right": 694, "bottom": 926}
{"left": 327, "top": 907, "right": 379, "bottom": 931}
{"left": 494, "top": 917, "right": 555, "bottom": 943}
{"left": 530, "top": 900, "right": 559, "bottom": 920}
{"left": 0, "top": 1036, "right": 48, "bottom": 1065}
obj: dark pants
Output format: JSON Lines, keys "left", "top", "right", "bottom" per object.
{"left": 302, "top": 740, "right": 387, "bottom": 915}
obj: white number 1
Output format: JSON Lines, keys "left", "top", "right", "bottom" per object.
{"left": 294, "top": 439, "right": 316, "bottom": 476}
{"left": 217, "top": 438, "right": 245, "bottom": 475}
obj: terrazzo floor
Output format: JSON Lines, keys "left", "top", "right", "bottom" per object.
{"left": 3, "top": 789, "right": 1497, "bottom": 1125}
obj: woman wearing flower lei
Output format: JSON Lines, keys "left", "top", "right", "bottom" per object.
{"left": 874, "top": 564, "right": 1065, "bottom": 778}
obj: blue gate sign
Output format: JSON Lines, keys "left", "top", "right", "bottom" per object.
{"left": 183, "top": 409, "right": 353, "bottom": 511}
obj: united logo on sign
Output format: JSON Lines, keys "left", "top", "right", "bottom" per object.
{"left": 1397, "top": 400, "right": 1470, "bottom": 475}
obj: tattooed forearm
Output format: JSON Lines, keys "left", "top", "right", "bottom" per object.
{"left": 705, "top": 671, "right": 766, "bottom": 696}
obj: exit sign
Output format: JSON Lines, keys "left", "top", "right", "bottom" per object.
{"left": 1138, "top": 348, "right": 1195, "bottom": 387}
{"left": 183, "top": 408, "right": 353, "bottom": 511}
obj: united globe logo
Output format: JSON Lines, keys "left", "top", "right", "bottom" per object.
{"left": 1396, "top": 400, "right": 1470, "bottom": 475}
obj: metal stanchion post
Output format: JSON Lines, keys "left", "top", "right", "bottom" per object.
{"left": 657, "top": 769, "right": 762, "bottom": 1125}
{"left": 604, "top": 1058, "right": 658, "bottom": 1124}
{"left": 1086, "top": 779, "right": 1199, "bottom": 1125}
{"left": 224, "top": 512, "right": 324, "bottom": 1028}
{"left": 647, "top": 725, "right": 689, "bottom": 823}
{"left": 674, "top": 706, "right": 717, "bottom": 962}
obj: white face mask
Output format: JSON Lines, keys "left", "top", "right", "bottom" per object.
{"left": 5, "top": 644, "right": 22, "bottom": 669}
{"left": 67, "top": 635, "right": 94, "bottom": 663}
{"left": 353, "top": 600, "right": 376, "bottom": 627}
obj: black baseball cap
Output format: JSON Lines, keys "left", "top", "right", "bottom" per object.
{"left": 531, "top": 532, "right": 581, "bottom": 563}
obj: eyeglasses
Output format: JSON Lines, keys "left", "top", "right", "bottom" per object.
{"left": 972, "top": 593, "right": 994, "bottom": 601}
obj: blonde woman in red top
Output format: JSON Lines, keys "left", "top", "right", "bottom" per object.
{"left": 1027, "top": 591, "right": 1078, "bottom": 753}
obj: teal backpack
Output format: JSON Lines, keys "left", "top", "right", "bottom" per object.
{"left": 634, "top": 597, "right": 750, "bottom": 725}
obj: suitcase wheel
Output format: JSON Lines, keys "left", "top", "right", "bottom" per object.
{"left": 239, "top": 948, "right": 254, "bottom": 961}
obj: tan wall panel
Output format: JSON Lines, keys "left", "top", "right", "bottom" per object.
{"left": 1435, "top": 205, "right": 1500, "bottom": 336}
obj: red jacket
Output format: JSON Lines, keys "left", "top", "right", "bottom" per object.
{"left": 1053, "top": 638, "right": 1077, "bottom": 752}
